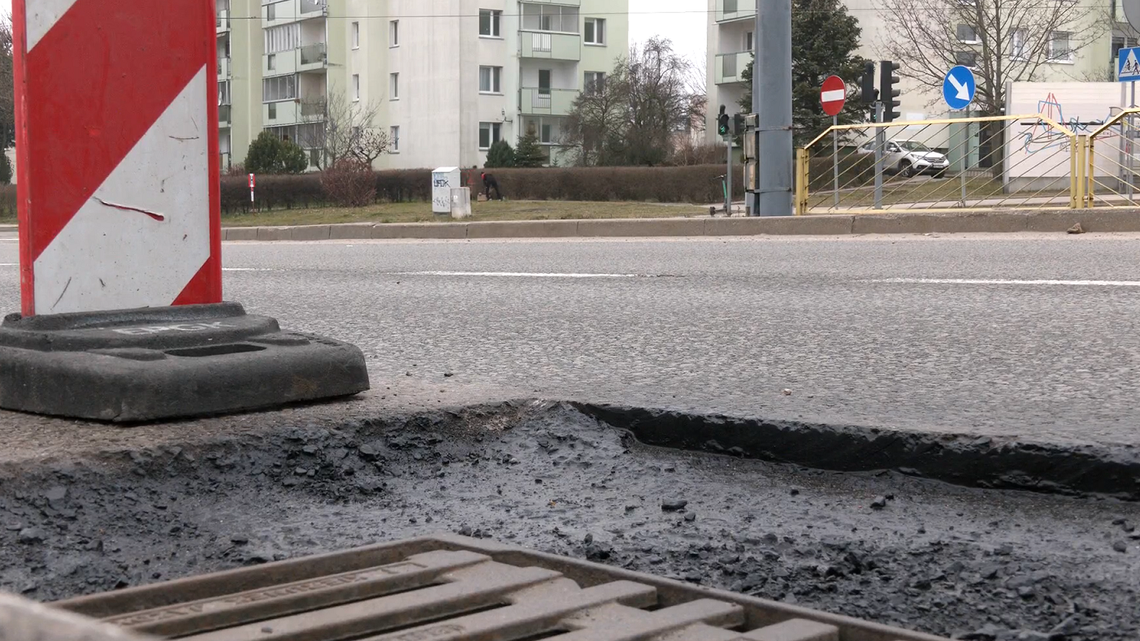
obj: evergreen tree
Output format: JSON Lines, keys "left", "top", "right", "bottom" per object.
{"left": 244, "top": 132, "right": 310, "bottom": 174}
{"left": 485, "top": 140, "right": 516, "bottom": 168}
{"left": 514, "top": 127, "right": 548, "bottom": 168}
{"left": 739, "top": 0, "right": 866, "bottom": 147}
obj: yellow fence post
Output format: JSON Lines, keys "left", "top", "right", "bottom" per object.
{"left": 795, "top": 148, "right": 809, "bottom": 216}
{"left": 1071, "top": 136, "right": 1085, "bottom": 209}
{"left": 1085, "top": 135, "right": 1095, "bottom": 208}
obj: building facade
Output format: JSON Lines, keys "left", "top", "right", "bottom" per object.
{"left": 705, "top": 0, "right": 1126, "bottom": 143}
{"left": 217, "top": 0, "right": 628, "bottom": 171}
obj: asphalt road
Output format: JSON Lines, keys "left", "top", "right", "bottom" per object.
{"left": 2, "top": 233, "right": 1138, "bottom": 446}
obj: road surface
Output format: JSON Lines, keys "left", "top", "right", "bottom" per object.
{"left": 1, "top": 232, "right": 1138, "bottom": 446}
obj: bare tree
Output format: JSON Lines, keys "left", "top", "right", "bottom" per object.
{"left": 880, "top": 0, "right": 1109, "bottom": 115}
{"left": 561, "top": 63, "right": 632, "bottom": 166}
{"left": 562, "top": 38, "right": 700, "bottom": 166}
{"left": 299, "top": 84, "right": 390, "bottom": 169}
{"left": 0, "top": 16, "right": 14, "bottom": 150}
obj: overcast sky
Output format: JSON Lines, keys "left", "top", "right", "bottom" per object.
{"left": 0, "top": 1, "right": 708, "bottom": 67}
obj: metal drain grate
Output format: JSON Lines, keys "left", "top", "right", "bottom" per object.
{"left": 38, "top": 534, "right": 950, "bottom": 641}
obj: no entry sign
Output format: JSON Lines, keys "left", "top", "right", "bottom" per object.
{"left": 820, "top": 76, "right": 847, "bottom": 117}
{"left": 12, "top": 0, "right": 222, "bottom": 316}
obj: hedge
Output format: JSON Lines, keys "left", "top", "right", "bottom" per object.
{"left": 218, "top": 164, "right": 747, "bottom": 214}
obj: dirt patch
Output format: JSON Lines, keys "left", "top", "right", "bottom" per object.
{"left": 0, "top": 402, "right": 1137, "bottom": 640}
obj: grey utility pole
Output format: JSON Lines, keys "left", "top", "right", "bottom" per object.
{"left": 754, "top": 0, "right": 793, "bottom": 216}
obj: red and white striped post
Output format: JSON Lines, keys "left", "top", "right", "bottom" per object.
{"left": 0, "top": 0, "right": 368, "bottom": 422}
{"left": 12, "top": 0, "right": 222, "bottom": 317}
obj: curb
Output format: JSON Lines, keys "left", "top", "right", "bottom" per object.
{"left": 572, "top": 403, "right": 1140, "bottom": 502}
{"left": 221, "top": 209, "right": 1140, "bottom": 241}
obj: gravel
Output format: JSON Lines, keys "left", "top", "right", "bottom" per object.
{"left": 0, "top": 401, "right": 1137, "bottom": 641}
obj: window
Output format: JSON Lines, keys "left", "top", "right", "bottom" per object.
{"left": 352, "top": 21, "right": 360, "bottom": 48}
{"left": 479, "top": 122, "right": 502, "bottom": 149}
{"left": 218, "top": 80, "right": 230, "bottom": 105}
{"left": 390, "top": 73, "right": 399, "bottom": 99}
{"left": 745, "top": 31, "right": 753, "bottom": 52}
{"left": 390, "top": 126, "right": 400, "bottom": 153}
{"left": 266, "top": 1, "right": 276, "bottom": 20}
{"left": 538, "top": 69, "right": 551, "bottom": 94}
{"left": 541, "top": 123, "right": 552, "bottom": 144}
{"left": 390, "top": 20, "right": 399, "bottom": 47}
{"left": 479, "top": 66, "right": 503, "bottom": 93}
{"left": 957, "top": 24, "right": 978, "bottom": 43}
{"left": 267, "top": 53, "right": 276, "bottom": 71}
{"left": 522, "top": 4, "right": 579, "bottom": 33}
{"left": 479, "top": 9, "right": 501, "bottom": 37}
{"left": 724, "top": 0, "right": 738, "bottom": 11}
{"left": 955, "top": 51, "right": 978, "bottom": 68}
{"left": 1011, "top": 28, "right": 1028, "bottom": 60}
{"left": 353, "top": 74, "right": 360, "bottom": 101}
{"left": 1048, "top": 31, "right": 1073, "bottom": 62}
{"left": 585, "top": 18, "right": 606, "bottom": 45}
{"left": 268, "top": 102, "right": 277, "bottom": 119}
{"left": 310, "top": 149, "right": 321, "bottom": 168}
{"left": 264, "top": 23, "right": 301, "bottom": 54}
{"left": 262, "top": 74, "right": 297, "bottom": 102}
{"left": 584, "top": 71, "right": 606, "bottom": 94}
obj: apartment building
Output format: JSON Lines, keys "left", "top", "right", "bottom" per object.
{"left": 705, "top": 0, "right": 1123, "bottom": 141}
{"left": 216, "top": 0, "right": 628, "bottom": 171}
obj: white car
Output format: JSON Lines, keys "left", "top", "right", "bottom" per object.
{"left": 857, "top": 139, "right": 950, "bottom": 178}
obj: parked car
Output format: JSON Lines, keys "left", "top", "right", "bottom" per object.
{"left": 857, "top": 139, "right": 950, "bottom": 178}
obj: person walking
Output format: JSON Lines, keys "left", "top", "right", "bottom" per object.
{"left": 481, "top": 171, "right": 503, "bottom": 201}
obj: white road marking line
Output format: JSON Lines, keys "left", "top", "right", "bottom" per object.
{"left": 0, "top": 263, "right": 17, "bottom": 267}
{"left": 393, "top": 271, "right": 643, "bottom": 279}
{"left": 870, "top": 278, "right": 1140, "bottom": 287}
{"left": 222, "top": 268, "right": 276, "bottom": 272}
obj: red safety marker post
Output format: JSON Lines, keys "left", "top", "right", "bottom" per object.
{"left": 820, "top": 76, "right": 847, "bottom": 208}
{"left": 0, "top": 0, "right": 369, "bottom": 422}
{"left": 249, "top": 173, "right": 256, "bottom": 206}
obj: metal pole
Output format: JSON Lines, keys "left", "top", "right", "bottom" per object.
{"left": 726, "top": 134, "right": 733, "bottom": 216}
{"left": 1130, "top": 82, "right": 1136, "bottom": 199}
{"left": 961, "top": 115, "right": 968, "bottom": 207}
{"left": 755, "top": 0, "right": 793, "bottom": 216}
{"left": 874, "top": 102, "right": 884, "bottom": 209}
{"left": 832, "top": 115, "right": 839, "bottom": 208}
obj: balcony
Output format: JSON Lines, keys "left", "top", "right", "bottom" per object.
{"left": 218, "top": 104, "right": 231, "bottom": 125}
{"left": 716, "top": 51, "right": 751, "bottom": 84}
{"left": 521, "top": 88, "right": 576, "bottom": 116}
{"left": 216, "top": 10, "right": 229, "bottom": 32}
{"left": 299, "top": 42, "right": 327, "bottom": 69}
{"left": 520, "top": 30, "right": 581, "bottom": 61}
{"left": 523, "top": 0, "right": 580, "bottom": 5}
{"left": 716, "top": 0, "right": 755, "bottom": 23}
{"left": 217, "top": 56, "right": 230, "bottom": 79}
{"left": 266, "top": 0, "right": 325, "bottom": 25}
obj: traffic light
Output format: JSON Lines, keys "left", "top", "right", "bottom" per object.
{"left": 858, "top": 61, "right": 877, "bottom": 105}
{"left": 717, "top": 105, "right": 729, "bottom": 137}
{"left": 732, "top": 113, "right": 745, "bottom": 135}
{"left": 880, "top": 60, "right": 901, "bottom": 123}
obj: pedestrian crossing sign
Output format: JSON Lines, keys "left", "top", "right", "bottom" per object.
{"left": 1119, "top": 47, "right": 1140, "bottom": 82}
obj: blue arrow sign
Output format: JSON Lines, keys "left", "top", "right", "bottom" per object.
{"left": 943, "top": 66, "right": 976, "bottom": 111}
{"left": 1119, "top": 47, "right": 1140, "bottom": 81}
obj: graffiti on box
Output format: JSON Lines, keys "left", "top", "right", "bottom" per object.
{"left": 1018, "top": 93, "right": 1120, "bottom": 154}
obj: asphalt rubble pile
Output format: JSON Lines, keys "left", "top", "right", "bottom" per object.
{"left": 0, "top": 401, "right": 1137, "bottom": 641}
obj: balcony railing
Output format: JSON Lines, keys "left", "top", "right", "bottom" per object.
{"left": 299, "top": 42, "right": 327, "bottom": 67}
{"left": 716, "top": 0, "right": 756, "bottom": 23}
{"left": 299, "top": 0, "right": 325, "bottom": 15}
{"left": 521, "top": 88, "right": 576, "bottom": 116}
{"left": 217, "top": 56, "right": 230, "bottom": 79}
{"left": 715, "top": 51, "right": 751, "bottom": 84}
{"left": 520, "top": 30, "right": 581, "bottom": 61}
{"left": 218, "top": 104, "right": 231, "bottom": 124}
{"left": 216, "top": 10, "right": 229, "bottom": 31}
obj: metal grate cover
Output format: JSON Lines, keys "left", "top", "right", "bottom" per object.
{"left": 37, "top": 534, "right": 950, "bottom": 641}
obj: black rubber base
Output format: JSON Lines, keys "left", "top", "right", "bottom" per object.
{"left": 0, "top": 303, "right": 370, "bottom": 423}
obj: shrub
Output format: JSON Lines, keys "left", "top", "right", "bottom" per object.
{"left": 244, "top": 132, "right": 309, "bottom": 175}
{"left": 485, "top": 140, "right": 516, "bottom": 168}
{"left": 513, "top": 132, "right": 547, "bottom": 168}
{"left": 0, "top": 185, "right": 16, "bottom": 220}
{"left": 320, "top": 159, "right": 376, "bottom": 207}
{"left": 0, "top": 152, "right": 12, "bottom": 185}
